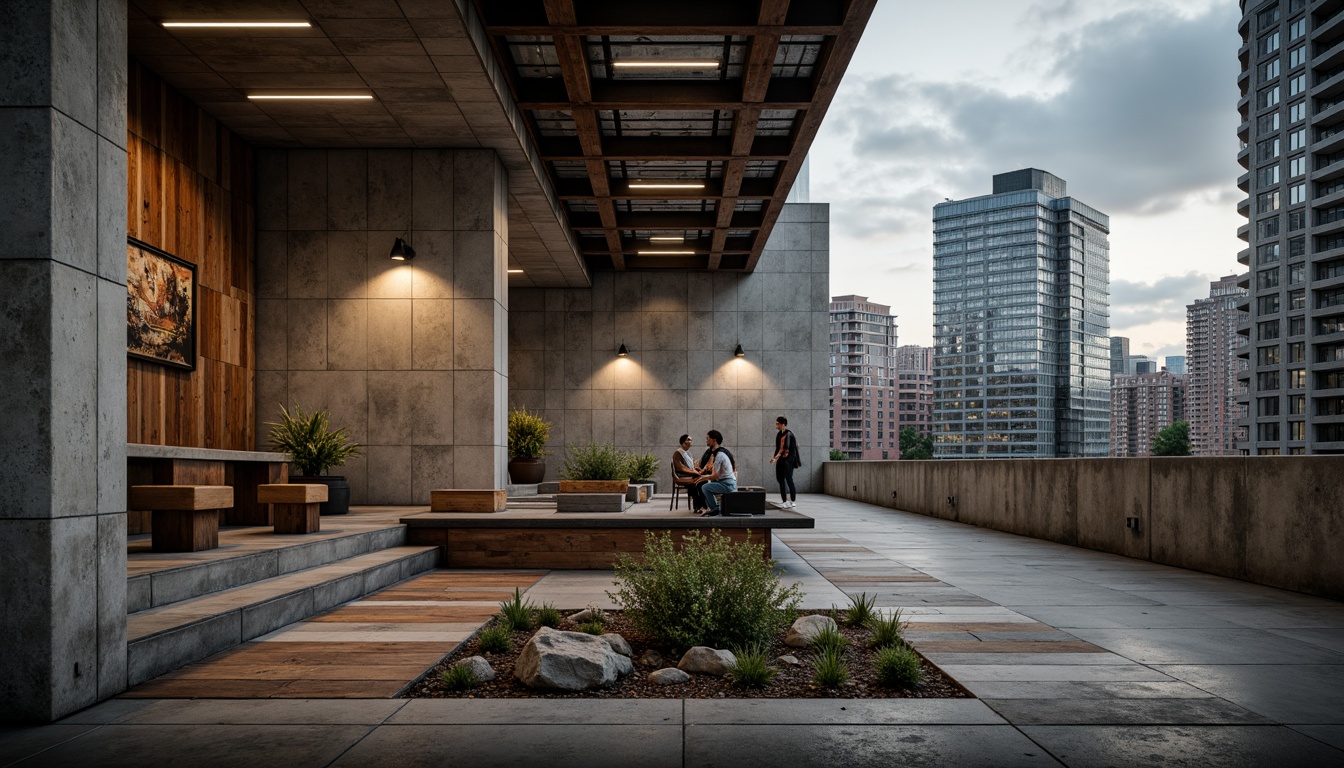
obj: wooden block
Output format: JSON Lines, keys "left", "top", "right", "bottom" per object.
{"left": 271, "top": 502, "right": 321, "bottom": 534}
{"left": 130, "top": 484, "right": 234, "bottom": 511}
{"left": 558, "top": 480, "right": 629, "bottom": 494}
{"left": 151, "top": 509, "right": 219, "bottom": 552}
{"left": 430, "top": 489, "right": 507, "bottom": 512}
{"left": 259, "top": 483, "right": 328, "bottom": 504}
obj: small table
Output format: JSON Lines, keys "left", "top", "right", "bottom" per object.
{"left": 258, "top": 484, "right": 328, "bottom": 534}
{"left": 128, "top": 485, "right": 234, "bottom": 552}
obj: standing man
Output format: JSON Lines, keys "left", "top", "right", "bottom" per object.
{"left": 769, "top": 416, "right": 801, "bottom": 508}
{"left": 698, "top": 430, "right": 737, "bottom": 516}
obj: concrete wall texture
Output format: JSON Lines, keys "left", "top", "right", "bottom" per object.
{"left": 508, "top": 203, "right": 831, "bottom": 495}
{"left": 254, "top": 148, "right": 510, "bottom": 504}
{"left": 823, "top": 457, "right": 1344, "bottom": 600}
{"left": 0, "top": 0, "right": 129, "bottom": 720}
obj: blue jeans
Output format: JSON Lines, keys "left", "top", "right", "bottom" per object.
{"left": 701, "top": 478, "right": 737, "bottom": 512}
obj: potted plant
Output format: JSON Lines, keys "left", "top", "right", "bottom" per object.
{"left": 266, "top": 404, "right": 362, "bottom": 515}
{"left": 507, "top": 407, "right": 552, "bottom": 485}
{"left": 558, "top": 443, "right": 631, "bottom": 494}
{"left": 625, "top": 452, "right": 660, "bottom": 501}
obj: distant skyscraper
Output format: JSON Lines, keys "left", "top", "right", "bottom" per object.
{"left": 895, "top": 345, "right": 935, "bottom": 436}
{"left": 1165, "top": 356, "right": 1187, "bottom": 375}
{"left": 828, "top": 295, "right": 898, "bottom": 459}
{"left": 1132, "top": 358, "right": 1156, "bottom": 375}
{"left": 1239, "top": 2, "right": 1344, "bottom": 454}
{"left": 933, "top": 169, "right": 1111, "bottom": 458}
{"left": 1110, "top": 371, "right": 1187, "bottom": 457}
{"left": 1110, "top": 337, "right": 1130, "bottom": 378}
{"left": 1187, "top": 275, "right": 1248, "bottom": 456}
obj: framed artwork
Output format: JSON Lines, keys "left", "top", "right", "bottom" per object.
{"left": 127, "top": 237, "right": 196, "bottom": 370}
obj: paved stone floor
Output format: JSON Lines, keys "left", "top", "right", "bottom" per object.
{"left": 4, "top": 494, "right": 1343, "bottom": 766}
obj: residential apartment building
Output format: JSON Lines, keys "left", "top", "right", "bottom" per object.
{"left": 1165, "top": 356, "right": 1188, "bottom": 375}
{"left": 1110, "top": 336, "right": 1130, "bottom": 377}
{"left": 1238, "top": 0, "right": 1344, "bottom": 454}
{"left": 932, "top": 169, "right": 1112, "bottom": 458}
{"left": 1187, "top": 275, "right": 1249, "bottom": 455}
{"left": 896, "top": 345, "right": 935, "bottom": 435}
{"left": 828, "top": 295, "right": 899, "bottom": 459}
{"left": 1110, "top": 371, "right": 1187, "bottom": 457}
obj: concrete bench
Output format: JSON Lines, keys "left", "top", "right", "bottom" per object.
{"left": 555, "top": 493, "right": 632, "bottom": 513}
{"left": 128, "top": 485, "right": 234, "bottom": 552}
{"left": 258, "top": 483, "right": 327, "bottom": 534}
{"left": 430, "top": 489, "right": 508, "bottom": 512}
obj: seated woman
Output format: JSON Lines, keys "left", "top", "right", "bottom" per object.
{"left": 672, "top": 434, "right": 704, "bottom": 510}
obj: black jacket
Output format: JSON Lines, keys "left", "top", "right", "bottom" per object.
{"left": 776, "top": 429, "right": 802, "bottom": 468}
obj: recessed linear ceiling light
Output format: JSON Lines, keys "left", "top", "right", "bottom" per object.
{"left": 507, "top": 269, "right": 525, "bottom": 274}
{"left": 637, "top": 250, "right": 696, "bottom": 255}
{"left": 612, "top": 59, "right": 720, "bottom": 69}
{"left": 247, "top": 94, "right": 374, "bottom": 100}
{"left": 649, "top": 236, "right": 685, "bottom": 242}
{"left": 629, "top": 182, "right": 705, "bottom": 190}
{"left": 162, "top": 21, "right": 312, "bottom": 27}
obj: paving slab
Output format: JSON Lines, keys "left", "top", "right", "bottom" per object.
{"left": 1290, "top": 725, "right": 1344, "bottom": 752}
{"left": 1009, "top": 605, "right": 1241, "bottom": 630}
{"left": 1152, "top": 664, "right": 1344, "bottom": 724}
{"left": 330, "top": 724, "right": 682, "bottom": 768}
{"left": 920, "top": 653, "right": 1136, "bottom": 666}
{"left": 684, "top": 725, "right": 1060, "bottom": 768}
{"left": 387, "top": 699, "right": 682, "bottom": 725}
{"left": 1021, "top": 724, "right": 1344, "bottom": 767}
{"left": 5, "top": 724, "right": 373, "bottom": 768}
{"left": 939, "top": 664, "right": 1176, "bottom": 683}
{"left": 983, "top": 697, "right": 1270, "bottom": 725}
{"left": 0, "top": 724, "right": 101, "bottom": 767}
{"left": 961, "top": 681, "right": 1215, "bottom": 700}
{"left": 114, "top": 699, "right": 408, "bottom": 725}
{"left": 57, "top": 699, "right": 154, "bottom": 724}
{"left": 1066, "top": 627, "right": 1344, "bottom": 665}
{"left": 683, "top": 699, "right": 1004, "bottom": 725}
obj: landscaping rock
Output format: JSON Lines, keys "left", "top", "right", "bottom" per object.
{"left": 785, "top": 615, "right": 838, "bottom": 648}
{"left": 638, "top": 650, "right": 665, "bottom": 668}
{"left": 514, "top": 627, "right": 633, "bottom": 691}
{"left": 776, "top": 655, "right": 801, "bottom": 666}
{"left": 677, "top": 647, "right": 736, "bottom": 676}
{"left": 568, "top": 606, "right": 602, "bottom": 624}
{"left": 455, "top": 655, "right": 495, "bottom": 682}
{"left": 601, "top": 633, "right": 632, "bottom": 657}
{"left": 648, "top": 668, "right": 691, "bottom": 686}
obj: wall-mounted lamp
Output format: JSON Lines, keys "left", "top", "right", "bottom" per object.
{"left": 390, "top": 237, "right": 415, "bottom": 261}
{"left": 734, "top": 344, "right": 745, "bottom": 358}
{"left": 617, "top": 343, "right": 629, "bottom": 357}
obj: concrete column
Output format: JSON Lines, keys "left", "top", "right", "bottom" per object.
{"left": 0, "top": 0, "right": 129, "bottom": 721}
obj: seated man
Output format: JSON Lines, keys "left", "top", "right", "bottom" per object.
{"left": 698, "top": 429, "right": 737, "bottom": 516}
{"left": 672, "top": 434, "right": 704, "bottom": 510}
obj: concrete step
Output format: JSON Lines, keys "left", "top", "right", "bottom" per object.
{"left": 126, "top": 545, "right": 439, "bottom": 687}
{"left": 127, "top": 525, "right": 407, "bottom": 613}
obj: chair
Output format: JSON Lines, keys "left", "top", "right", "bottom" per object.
{"left": 669, "top": 460, "right": 684, "bottom": 510}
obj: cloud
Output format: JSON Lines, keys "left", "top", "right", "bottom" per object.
{"left": 1109, "top": 272, "right": 1214, "bottom": 332}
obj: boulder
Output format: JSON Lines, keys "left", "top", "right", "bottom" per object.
{"left": 454, "top": 655, "right": 496, "bottom": 682}
{"left": 568, "top": 606, "right": 602, "bottom": 624}
{"left": 785, "top": 615, "right": 838, "bottom": 648}
{"left": 638, "top": 650, "right": 665, "bottom": 668}
{"left": 515, "top": 627, "right": 633, "bottom": 690}
{"left": 776, "top": 655, "right": 801, "bottom": 666}
{"left": 677, "top": 647, "right": 736, "bottom": 676}
{"left": 601, "top": 633, "right": 633, "bottom": 657}
{"left": 649, "top": 668, "right": 691, "bottom": 686}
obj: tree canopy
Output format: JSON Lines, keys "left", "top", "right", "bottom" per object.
{"left": 1152, "top": 420, "right": 1192, "bottom": 457}
{"left": 899, "top": 427, "right": 933, "bottom": 460}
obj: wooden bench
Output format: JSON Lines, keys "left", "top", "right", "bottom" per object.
{"left": 258, "top": 484, "right": 327, "bottom": 534}
{"left": 430, "top": 489, "right": 507, "bottom": 513}
{"left": 128, "top": 485, "right": 234, "bottom": 552}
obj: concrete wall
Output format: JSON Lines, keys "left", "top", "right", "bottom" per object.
{"left": 0, "top": 0, "right": 129, "bottom": 720}
{"left": 824, "top": 457, "right": 1344, "bottom": 600}
{"left": 254, "top": 149, "right": 509, "bottom": 503}
{"left": 509, "top": 203, "right": 831, "bottom": 494}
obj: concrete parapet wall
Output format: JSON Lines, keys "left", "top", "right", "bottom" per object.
{"left": 823, "top": 457, "right": 1344, "bottom": 601}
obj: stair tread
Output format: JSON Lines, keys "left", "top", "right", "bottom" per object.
{"left": 128, "top": 545, "right": 438, "bottom": 641}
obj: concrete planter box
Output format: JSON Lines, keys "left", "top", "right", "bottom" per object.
{"left": 555, "top": 493, "right": 632, "bottom": 513}
{"left": 559, "top": 480, "right": 630, "bottom": 494}
{"left": 626, "top": 483, "right": 654, "bottom": 503}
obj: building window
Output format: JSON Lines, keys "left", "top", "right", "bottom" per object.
{"left": 1258, "top": 6, "right": 1279, "bottom": 28}
{"left": 1288, "top": 341, "right": 1305, "bottom": 362}
{"left": 1258, "top": 319, "right": 1280, "bottom": 340}
{"left": 1257, "top": 268, "right": 1280, "bottom": 289}
{"left": 1258, "top": 242, "right": 1281, "bottom": 264}
{"left": 1260, "top": 58, "right": 1281, "bottom": 81}
{"left": 1290, "top": 156, "right": 1305, "bottom": 177}
{"left": 1289, "top": 237, "right": 1306, "bottom": 258}
{"left": 1258, "top": 164, "right": 1280, "bottom": 186}
{"left": 1258, "top": 396, "right": 1280, "bottom": 416}
{"left": 1289, "top": 18, "right": 1306, "bottom": 41}
{"left": 1289, "top": 368, "right": 1307, "bottom": 388}
{"left": 1289, "top": 209, "right": 1306, "bottom": 230}
{"left": 1258, "top": 371, "right": 1281, "bottom": 391}
{"left": 1290, "top": 47, "right": 1307, "bottom": 70}
{"left": 1288, "top": 75, "right": 1306, "bottom": 98}
{"left": 1260, "top": 84, "right": 1282, "bottom": 109}
{"left": 1289, "top": 316, "right": 1306, "bottom": 336}
{"left": 1260, "top": 31, "right": 1280, "bottom": 56}
{"left": 1258, "top": 137, "right": 1281, "bottom": 161}
{"left": 1290, "top": 183, "right": 1307, "bottom": 204}
{"left": 1290, "top": 394, "right": 1307, "bottom": 415}
{"left": 1289, "top": 288, "right": 1305, "bottom": 309}
{"left": 1289, "top": 421, "right": 1306, "bottom": 441}
{"left": 1258, "top": 191, "right": 1282, "bottom": 213}
{"left": 1257, "top": 295, "right": 1280, "bottom": 315}
{"left": 1257, "top": 346, "right": 1281, "bottom": 365}
{"left": 1258, "top": 422, "right": 1281, "bottom": 441}
{"left": 1289, "top": 263, "right": 1305, "bottom": 284}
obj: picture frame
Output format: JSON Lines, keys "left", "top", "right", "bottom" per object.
{"left": 126, "top": 237, "right": 197, "bottom": 371}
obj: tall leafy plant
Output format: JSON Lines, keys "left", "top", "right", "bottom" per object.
{"left": 626, "top": 453, "right": 659, "bottom": 483}
{"left": 266, "top": 404, "right": 362, "bottom": 476}
{"left": 508, "top": 408, "right": 552, "bottom": 459}
{"left": 561, "top": 443, "right": 631, "bottom": 481}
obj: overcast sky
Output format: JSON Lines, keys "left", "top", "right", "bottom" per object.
{"left": 811, "top": 0, "right": 1243, "bottom": 361}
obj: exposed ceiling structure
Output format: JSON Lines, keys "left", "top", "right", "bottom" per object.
{"left": 124, "top": 0, "right": 874, "bottom": 281}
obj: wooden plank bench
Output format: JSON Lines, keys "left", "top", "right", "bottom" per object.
{"left": 128, "top": 485, "right": 234, "bottom": 552}
{"left": 258, "top": 484, "right": 327, "bottom": 534}
{"left": 430, "top": 489, "right": 507, "bottom": 513}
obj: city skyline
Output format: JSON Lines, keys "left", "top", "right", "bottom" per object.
{"left": 811, "top": 0, "right": 1242, "bottom": 362}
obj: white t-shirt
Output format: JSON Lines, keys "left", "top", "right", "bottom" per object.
{"left": 712, "top": 450, "right": 735, "bottom": 482}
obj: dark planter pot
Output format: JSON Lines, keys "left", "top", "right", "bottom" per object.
{"left": 290, "top": 475, "right": 351, "bottom": 515}
{"left": 508, "top": 457, "right": 547, "bottom": 485}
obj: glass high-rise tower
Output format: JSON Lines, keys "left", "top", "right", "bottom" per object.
{"left": 1238, "top": 0, "right": 1344, "bottom": 455}
{"left": 933, "top": 169, "right": 1111, "bottom": 458}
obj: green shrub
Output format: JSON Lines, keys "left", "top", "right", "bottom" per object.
{"left": 843, "top": 592, "right": 877, "bottom": 627}
{"left": 809, "top": 625, "right": 849, "bottom": 656}
{"left": 508, "top": 408, "right": 551, "bottom": 459}
{"left": 578, "top": 620, "right": 605, "bottom": 635}
{"left": 477, "top": 625, "right": 512, "bottom": 654}
{"left": 727, "top": 644, "right": 777, "bottom": 689}
{"left": 498, "top": 587, "right": 534, "bottom": 632}
{"left": 562, "top": 443, "right": 632, "bottom": 481}
{"left": 440, "top": 663, "right": 478, "bottom": 691}
{"left": 874, "top": 644, "right": 924, "bottom": 689}
{"left": 535, "top": 603, "right": 562, "bottom": 628}
{"left": 610, "top": 530, "right": 802, "bottom": 651}
{"left": 625, "top": 452, "right": 660, "bottom": 483}
{"left": 828, "top": 449, "right": 848, "bottom": 461}
{"left": 811, "top": 646, "right": 849, "bottom": 687}
{"left": 869, "top": 609, "right": 908, "bottom": 649}
{"left": 265, "top": 404, "right": 362, "bottom": 476}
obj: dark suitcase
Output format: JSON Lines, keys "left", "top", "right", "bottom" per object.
{"left": 721, "top": 489, "right": 766, "bottom": 516}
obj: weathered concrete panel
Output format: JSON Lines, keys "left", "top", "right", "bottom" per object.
{"left": 1075, "top": 458, "right": 1149, "bottom": 561}
{"left": 1149, "top": 457, "right": 1248, "bottom": 582}
{"left": 1242, "top": 457, "right": 1344, "bottom": 597}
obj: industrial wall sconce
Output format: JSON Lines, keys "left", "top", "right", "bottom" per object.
{"left": 734, "top": 343, "right": 745, "bottom": 358}
{"left": 390, "top": 237, "right": 415, "bottom": 261}
{"left": 617, "top": 343, "right": 629, "bottom": 357}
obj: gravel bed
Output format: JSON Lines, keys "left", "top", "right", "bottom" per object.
{"left": 406, "top": 611, "right": 971, "bottom": 700}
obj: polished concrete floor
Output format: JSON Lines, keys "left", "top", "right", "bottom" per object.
{"left": 4, "top": 494, "right": 1343, "bottom": 767}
